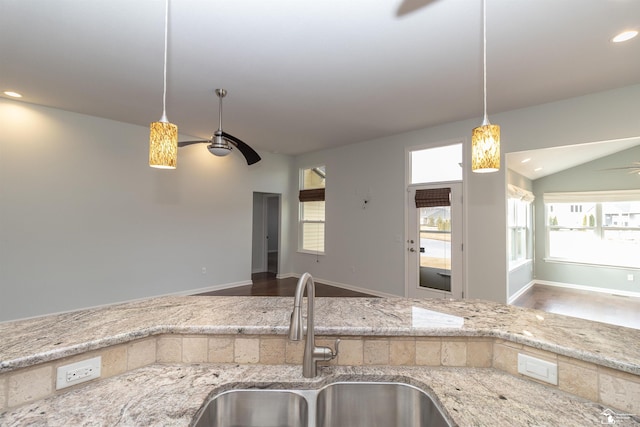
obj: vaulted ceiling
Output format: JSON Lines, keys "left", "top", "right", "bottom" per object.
{"left": 1, "top": 0, "right": 639, "bottom": 156}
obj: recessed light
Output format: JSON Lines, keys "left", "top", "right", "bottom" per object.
{"left": 612, "top": 30, "right": 638, "bottom": 43}
{"left": 521, "top": 158, "right": 531, "bottom": 164}
{"left": 3, "top": 91, "right": 23, "bottom": 98}
{"left": 534, "top": 167, "right": 543, "bottom": 172}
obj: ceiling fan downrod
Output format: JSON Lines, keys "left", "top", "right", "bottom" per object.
{"left": 210, "top": 88, "right": 231, "bottom": 156}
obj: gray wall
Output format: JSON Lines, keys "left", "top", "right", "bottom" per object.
{"left": 0, "top": 99, "right": 293, "bottom": 321}
{"left": 291, "top": 84, "right": 640, "bottom": 302}
{"left": 2, "top": 84, "right": 639, "bottom": 321}
{"left": 532, "top": 145, "right": 640, "bottom": 293}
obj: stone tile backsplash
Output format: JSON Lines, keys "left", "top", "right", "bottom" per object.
{"left": 1, "top": 333, "right": 639, "bottom": 414}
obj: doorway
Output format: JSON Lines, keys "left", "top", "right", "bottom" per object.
{"left": 252, "top": 192, "right": 280, "bottom": 276}
{"left": 407, "top": 183, "right": 463, "bottom": 298}
{"left": 406, "top": 141, "right": 464, "bottom": 299}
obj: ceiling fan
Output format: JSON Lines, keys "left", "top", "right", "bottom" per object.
{"left": 602, "top": 162, "right": 640, "bottom": 175}
{"left": 178, "top": 89, "right": 261, "bottom": 165}
{"left": 396, "top": 0, "right": 439, "bottom": 17}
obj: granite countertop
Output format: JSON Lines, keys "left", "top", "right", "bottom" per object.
{"left": 1, "top": 296, "right": 640, "bottom": 426}
{"left": 1, "top": 296, "right": 639, "bottom": 375}
{"left": 3, "top": 363, "right": 639, "bottom": 427}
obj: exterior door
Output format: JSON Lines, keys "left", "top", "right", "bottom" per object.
{"left": 407, "top": 182, "right": 463, "bottom": 298}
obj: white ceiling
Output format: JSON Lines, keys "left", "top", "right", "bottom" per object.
{"left": 507, "top": 137, "right": 640, "bottom": 180}
{"left": 1, "top": 0, "right": 639, "bottom": 157}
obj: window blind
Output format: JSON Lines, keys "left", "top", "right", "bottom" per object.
{"left": 415, "top": 188, "right": 451, "bottom": 208}
{"left": 299, "top": 188, "right": 325, "bottom": 202}
{"left": 508, "top": 184, "right": 535, "bottom": 202}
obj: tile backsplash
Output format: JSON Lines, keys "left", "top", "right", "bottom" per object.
{"left": 1, "top": 333, "right": 639, "bottom": 414}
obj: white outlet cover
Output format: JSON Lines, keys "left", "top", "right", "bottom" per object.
{"left": 517, "top": 353, "right": 557, "bottom": 385}
{"left": 56, "top": 356, "right": 101, "bottom": 390}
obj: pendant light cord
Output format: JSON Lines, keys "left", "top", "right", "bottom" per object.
{"left": 481, "top": 0, "right": 489, "bottom": 126}
{"left": 160, "top": 0, "right": 169, "bottom": 123}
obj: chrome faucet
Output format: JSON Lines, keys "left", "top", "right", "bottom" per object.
{"left": 288, "top": 272, "right": 339, "bottom": 377}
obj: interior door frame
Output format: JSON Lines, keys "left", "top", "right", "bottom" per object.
{"left": 251, "top": 192, "right": 281, "bottom": 276}
{"left": 264, "top": 194, "right": 280, "bottom": 274}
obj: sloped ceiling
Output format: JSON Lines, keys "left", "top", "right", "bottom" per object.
{"left": 1, "top": 0, "right": 639, "bottom": 156}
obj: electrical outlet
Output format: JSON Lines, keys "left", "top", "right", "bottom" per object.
{"left": 627, "top": 274, "right": 634, "bottom": 281}
{"left": 517, "top": 353, "right": 557, "bottom": 385}
{"left": 56, "top": 356, "right": 101, "bottom": 390}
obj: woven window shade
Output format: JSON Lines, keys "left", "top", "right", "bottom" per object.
{"left": 415, "top": 188, "right": 451, "bottom": 208}
{"left": 299, "top": 188, "right": 325, "bottom": 202}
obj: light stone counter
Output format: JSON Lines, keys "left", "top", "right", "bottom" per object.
{"left": 1, "top": 296, "right": 639, "bottom": 374}
{"left": 2, "top": 363, "right": 639, "bottom": 426}
{"left": 1, "top": 296, "right": 640, "bottom": 426}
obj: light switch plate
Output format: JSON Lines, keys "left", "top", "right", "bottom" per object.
{"left": 517, "top": 353, "right": 557, "bottom": 385}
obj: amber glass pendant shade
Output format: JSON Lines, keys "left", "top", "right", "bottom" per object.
{"left": 149, "top": 120, "right": 178, "bottom": 169}
{"left": 471, "top": 123, "right": 500, "bottom": 173}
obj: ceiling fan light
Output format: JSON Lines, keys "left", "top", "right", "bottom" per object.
{"left": 471, "top": 123, "right": 500, "bottom": 173}
{"left": 149, "top": 120, "right": 178, "bottom": 169}
{"left": 208, "top": 136, "right": 232, "bottom": 157}
{"left": 208, "top": 145, "right": 232, "bottom": 157}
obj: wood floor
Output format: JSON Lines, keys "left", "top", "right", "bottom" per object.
{"left": 197, "top": 274, "right": 639, "bottom": 330}
{"left": 195, "top": 272, "right": 375, "bottom": 297}
{"left": 512, "top": 283, "right": 640, "bottom": 330}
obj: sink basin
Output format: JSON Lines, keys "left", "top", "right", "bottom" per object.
{"left": 194, "top": 389, "right": 309, "bottom": 427}
{"left": 316, "top": 382, "right": 450, "bottom": 427}
{"left": 194, "top": 381, "right": 451, "bottom": 427}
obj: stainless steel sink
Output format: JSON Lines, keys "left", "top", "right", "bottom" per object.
{"left": 193, "top": 389, "right": 309, "bottom": 427}
{"left": 194, "top": 381, "right": 451, "bottom": 427}
{"left": 316, "top": 382, "right": 451, "bottom": 427}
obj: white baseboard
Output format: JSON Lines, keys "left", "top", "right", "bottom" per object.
{"left": 535, "top": 280, "right": 640, "bottom": 299}
{"left": 179, "top": 280, "right": 253, "bottom": 295}
{"left": 508, "top": 281, "right": 535, "bottom": 304}
{"left": 289, "top": 273, "right": 399, "bottom": 298}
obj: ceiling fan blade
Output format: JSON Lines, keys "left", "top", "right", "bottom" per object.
{"left": 222, "top": 131, "right": 262, "bottom": 165}
{"left": 396, "top": 0, "right": 438, "bottom": 17}
{"left": 601, "top": 166, "right": 640, "bottom": 171}
{"left": 178, "top": 139, "right": 210, "bottom": 147}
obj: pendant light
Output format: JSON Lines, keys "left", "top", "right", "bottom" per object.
{"left": 471, "top": 0, "right": 500, "bottom": 173}
{"left": 149, "top": 0, "right": 178, "bottom": 169}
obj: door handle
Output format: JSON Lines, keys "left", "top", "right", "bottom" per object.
{"left": 409, "top": 248, "right": 415, "bottom": 252}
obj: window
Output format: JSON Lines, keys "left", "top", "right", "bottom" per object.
{"left": 410, "top": 143, "right": 462, "bottom": 184}
{"left": 299, "top": 166, "right": 325, "bottom": 253}
{"left": 544, "top": 190, "right": 640, "bottom": 268}
{"left": 508, "top": 185, "right": 534, "bottom": 265}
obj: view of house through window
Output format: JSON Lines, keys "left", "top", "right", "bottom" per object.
{"left": 299, "top": 166, "right": 325, "bottom": 253}
{"left": 544, "top": 191, "right": 640, "bottom": 268}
